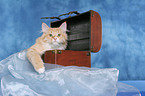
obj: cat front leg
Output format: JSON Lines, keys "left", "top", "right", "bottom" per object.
{"left": 27, "top": 48, "right": 45, "bottom": 74}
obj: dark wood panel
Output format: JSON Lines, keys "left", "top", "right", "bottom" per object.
{"left": 68, "top": 21, "right": 90, "bottom": 34}
{"left": 68, "top": 32, "right": 89, "bottom": 41}
{"left": 67, "top": 39, "right": 90, "bottom": 51}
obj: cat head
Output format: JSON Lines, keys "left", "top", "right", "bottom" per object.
{"left": 41, "top": 22, "right": 67, "bottom": 45}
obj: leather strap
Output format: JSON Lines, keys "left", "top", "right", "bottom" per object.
{"left": 41, "top": 11, "right": 80, "bottom": 20}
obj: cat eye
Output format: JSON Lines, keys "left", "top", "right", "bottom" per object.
{"left": 49, "top": 34, "right": 53, "bottom": 37}
{"left": 58, "top": 34, "right": 61, "bottom": 36}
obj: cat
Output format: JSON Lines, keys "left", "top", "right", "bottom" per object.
{"left": 27, "top": 22, "right": 68, "bottom": 74}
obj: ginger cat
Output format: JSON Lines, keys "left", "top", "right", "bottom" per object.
{"left": 27, "top": 22, "right": 67, "bottom": 74}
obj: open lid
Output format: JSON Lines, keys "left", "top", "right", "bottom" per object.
{"left": 42, "top": 10, "right": 102, "bottom": 52}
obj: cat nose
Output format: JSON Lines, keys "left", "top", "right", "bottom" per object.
{"left": 53, "top": 37, "right": 57, "bottom": 41}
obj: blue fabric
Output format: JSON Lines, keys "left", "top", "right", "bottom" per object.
{"left": 120, "top": 80, "right": 145, "bottom": 96}
{"left": 0, "top": 50, "right": 120, "bottom": 96}
{"left": 0, "top": 0, "right": 145, "bottom": 81}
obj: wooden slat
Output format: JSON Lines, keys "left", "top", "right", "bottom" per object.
{"left": 56, "top": 50, "right": 91, "bottom": 67}
{"left": 44, "top": 51, "right": 55, "bottom": 64}
{"left": 68, "top": 32, "right": 89, "bottom": 41}
{"left": 91, "top": 10, "right": 102, "bottom": 52}
{"left": 67, "top": 39, "right": 90, "bottom": 50}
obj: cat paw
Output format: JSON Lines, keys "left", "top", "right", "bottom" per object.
{"left": 37, "top": 67, "right": 45, "bottom": 74}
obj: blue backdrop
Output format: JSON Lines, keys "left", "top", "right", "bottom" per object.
{"left": 0, "top": 0, "right": 145, "bottom": 80}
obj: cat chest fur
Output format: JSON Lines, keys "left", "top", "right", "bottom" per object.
{"left": 43, "top": 10, "right": 102, "bottom": 67}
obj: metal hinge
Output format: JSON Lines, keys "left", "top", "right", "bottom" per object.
{"left": 91, "top": 10, "right": 94, "bottom": 17}
{"left": 91, "top": 46, "right": 94, "bottom": 52}
{"left": 52, "top": 50, "right": 62, "bottom": 54}
{"left": 57, "top": 50, "right": 62, "bottom": 54}
{"left": 86, "top": 52, "right": 90, "bottom": 56}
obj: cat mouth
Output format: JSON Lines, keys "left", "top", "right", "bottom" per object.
{"left": 53, "top": 41, "right": 59, "bottom": 44}
{"left": 53, "top": 40, "right": 58, "bottom": 43}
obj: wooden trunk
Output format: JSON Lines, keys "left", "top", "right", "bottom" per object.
{"left": 43, "top": 10, "right": 102, "bottom": 67}
{"left": 44, "top": 50, "right": 91, "bottom": 67}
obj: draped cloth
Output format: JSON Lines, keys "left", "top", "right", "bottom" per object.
{"left": 0, "top": 50, "right": 141, "bottom": 96}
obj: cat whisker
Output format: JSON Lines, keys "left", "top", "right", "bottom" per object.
{"left": 66, "top": 29, "right": 70, "bottom": 32}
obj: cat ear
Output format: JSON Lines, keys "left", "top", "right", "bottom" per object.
{"left": 42, "top": 22, "right": 49, "bottom": 33}
{"left": 59, "top": 22, "right": 67, "bottom": 32}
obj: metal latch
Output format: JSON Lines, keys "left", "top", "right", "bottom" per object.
{"left": 91, "top": 46, "right": 94, "bottom": 52}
